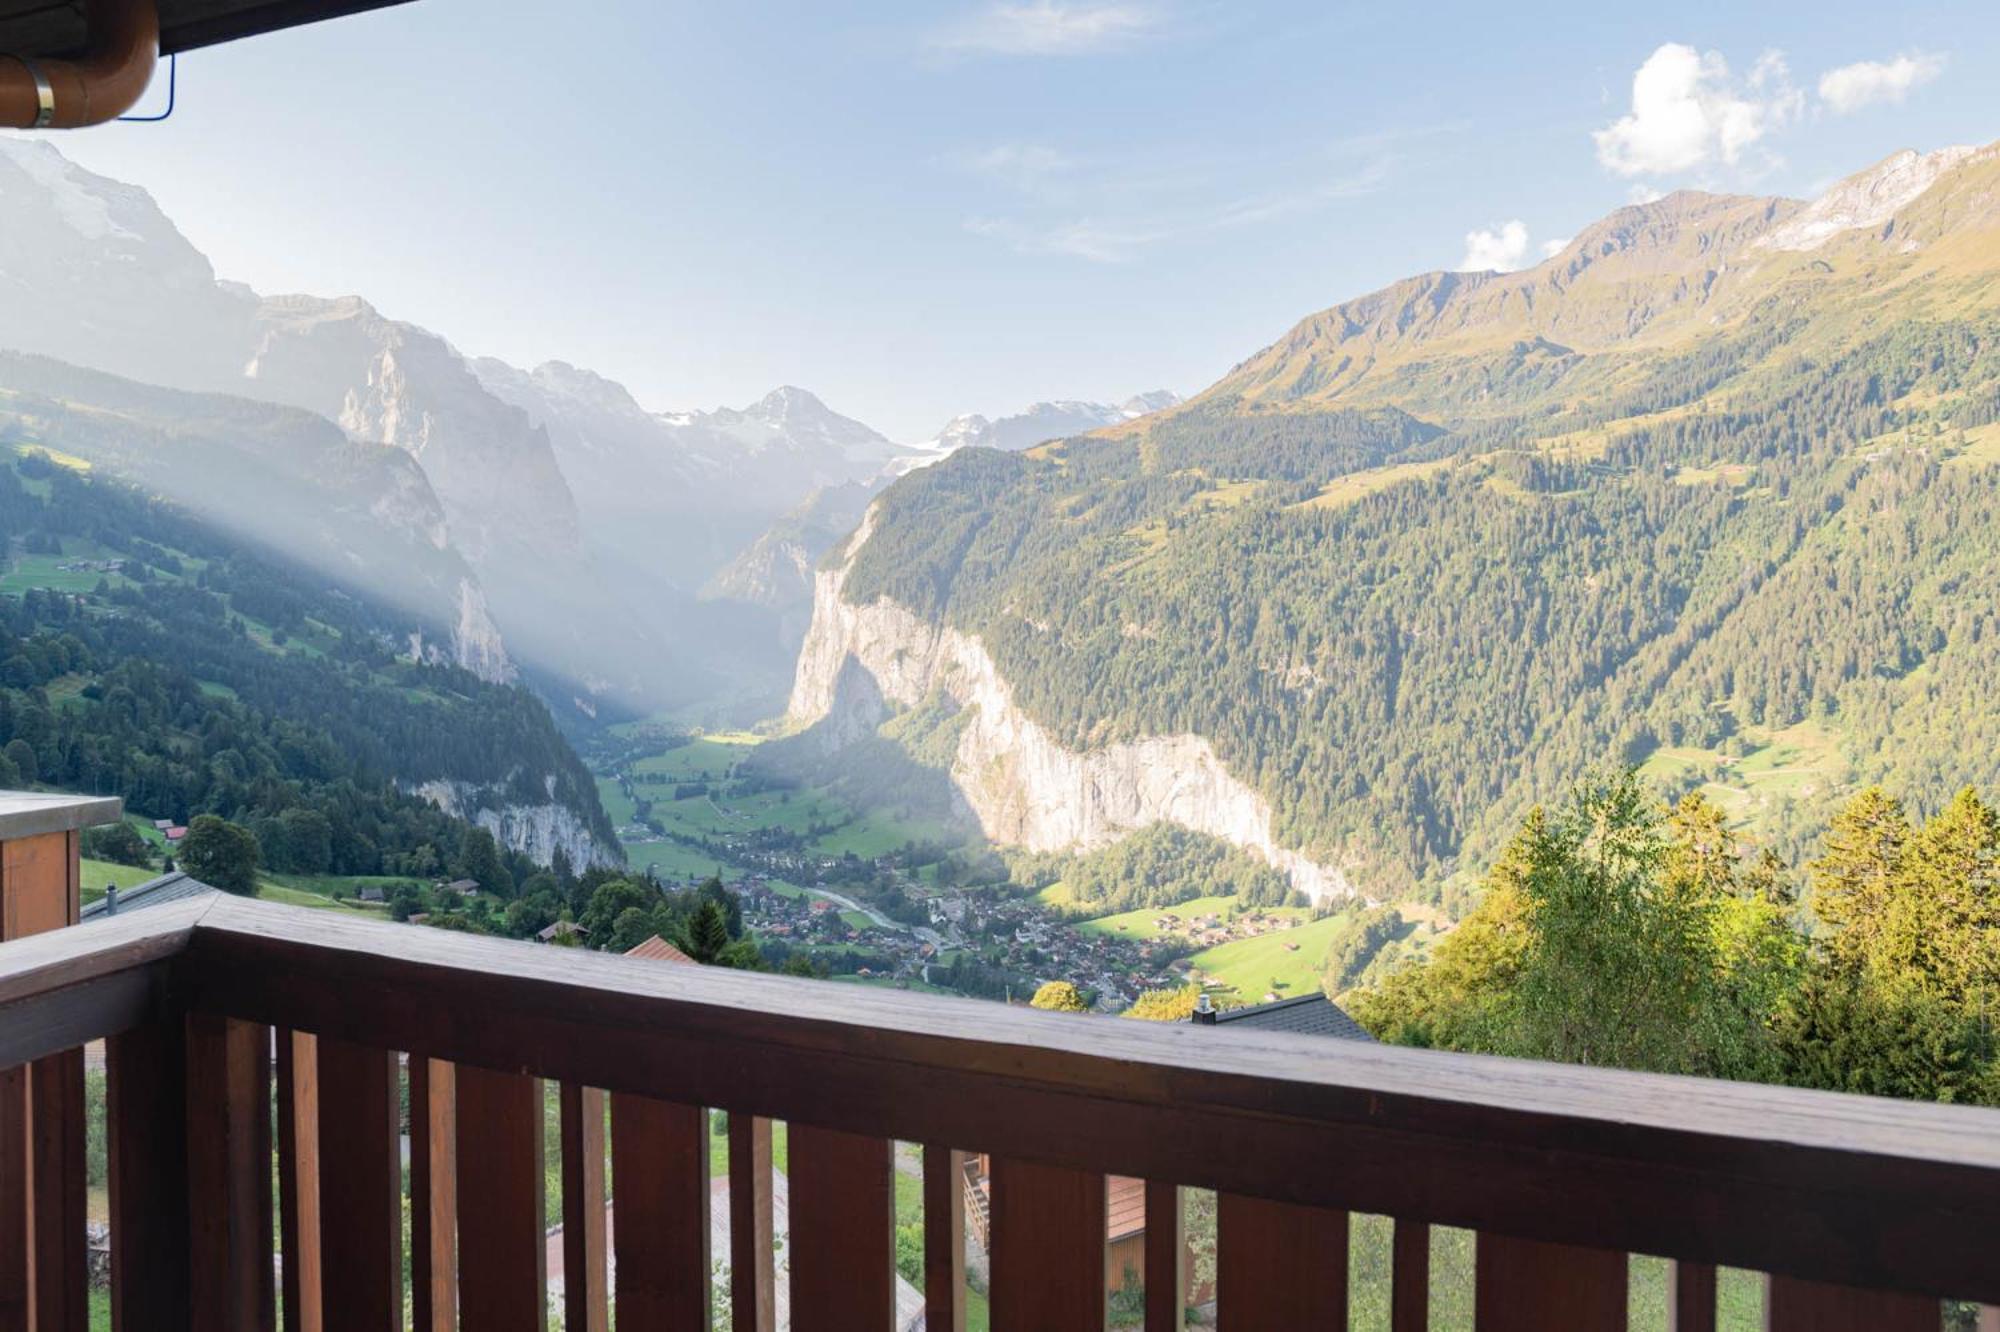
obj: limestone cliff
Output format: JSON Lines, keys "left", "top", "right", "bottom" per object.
{"left": 788, "top": 510, "right": 1358, "bottom": 905}
{"left": 412, "top": 778, "right": 621, "bottom": 871}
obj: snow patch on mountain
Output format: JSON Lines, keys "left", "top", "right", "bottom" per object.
{"left": 1757, "top": 146, "right": 1984, "bottom": 252}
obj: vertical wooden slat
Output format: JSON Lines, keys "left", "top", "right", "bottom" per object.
{"left": 731, "top": 1115, "right": 777, "bottom": 1332}
{"left": 411, "top": 1057, "right": 457, "bottom": 1332}
{"left": 1669, "top": 1260, "right": 1717, "bottom": 1332}
{"left": 185, "top": 1014, "right": 275, "bottom": 1332}
{"left": 1216, "top": 1193, "right": 1346, "bottom": 1329}
{"left": 610, "top": 1093, "right": 710, "bottom": 1330}
{"left": 923, "top": 1145, "right": 967, "bottom": 1332}
{"left": 107, "top": 1016, "right": 190, "bottom": 1332}
{"left": 275, "top": 1031, "right": 321, "bottom": 1332}
{"left": 314, "top": 1037, "right": 400, "bottom": 1328}
{"left": 560, "top": 1084, "right": 608, "bottom": 1332}
{"left": 26, "top": 1048, "right": 86, "bottom": 1332}
{"left": 988, "top": 1157, "right": 1103, "bottom": 1332}
{"left": 0, "top": 1064, "right": 25, "bottom": 1332}
{"left": 1391, "top": 1218, "right": 1429, "bottom": 1332}
{"left": 790, "top": 1124, "right": 894, "bottom": 1332}
{"left": 1475, "top": 1233, "right": 1626, "bottom": 1331}
{"left": 453, "top": 1065, "right": 544, "bottom": 1332}
{"left": 1142, "top": 1181, "right": 1183, "bottom": 1332}
{"left": 1763, "top": 1274, "right": 1938, "bottom": 1331}
{"left": 2, "top": 828, "right": 75, "bottom": 1332}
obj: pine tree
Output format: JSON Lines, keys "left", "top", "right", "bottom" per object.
{"left": 686, "top": 900, "right": 730, "bottom": 964}
{"left": 1809, "top": 787, "right": 1910, "bottom": 969}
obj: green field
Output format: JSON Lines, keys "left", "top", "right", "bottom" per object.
{"left": 0, "top": 548, "right": 131, "bottom": 595}
{"left": 78, "top": 857, "right": 164, "bottom": 904}
{"left": 1186, "top": 913, "right": 1345, "bottom": 1003}
{"left": 1068, "top": 894, "right": 1311, "bottom": 941}
{"left": 1636, "top": 716, "right": 1847, "bottom": 822}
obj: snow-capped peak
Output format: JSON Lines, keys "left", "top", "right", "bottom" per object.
{"left": 0, "top": 135, "right": 137, "bottom": 241}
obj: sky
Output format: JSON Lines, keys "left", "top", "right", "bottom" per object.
{"left": 34, "top": 0, "right": 2000, "bottom": 439}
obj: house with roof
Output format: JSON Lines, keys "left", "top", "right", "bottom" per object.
{"left": 79, "top": 870, "right": 216, "bottom": 921}
{"left": 536, "top": 920, "right": 589, "bottom": 944}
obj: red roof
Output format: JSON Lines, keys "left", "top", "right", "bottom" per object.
{"left": 1107, "top": 1176, "right": 1146, "bottom": 1242}
{"left": 625, "top": 935, "right": 695, "bottom": 965}
{"left": 164, "top": 826, "right": 187, "bottom": 839}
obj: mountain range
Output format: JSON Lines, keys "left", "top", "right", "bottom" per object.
{"left": 790, "top": 142, "right": 2000, "bottom": 905}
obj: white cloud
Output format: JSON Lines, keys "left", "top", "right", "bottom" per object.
{"left": 931, "top": 2, "right": 1160, "bottom": 57}
{"left": 953, "top": 143, "right": 1079, "bottom": 193}
{"left": 1540, "top": 237, "right": 1572, "bottom": 259}
{"left": 1818, "top": 52, "right": 1946, "bottom": 114}
{"left": 1459, "top": 220, "right": 1531, "bottom": 272}
{"left": 1593, "top": 43, "right": 1801, "bottom": 178}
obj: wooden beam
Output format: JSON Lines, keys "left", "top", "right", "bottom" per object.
{"left": 730, "top": 1115, "right": 777, "bottom": 1332}
{"left": 0, "top": 1064, "right": 25, "bottom": 1332}
{"left": 560, "top": 1083, "right": 608, "bottom": 1332}
{"left": 1475, "top": 1233, "right": 1626, "bottom": 1331}
{"left": 1217, "top": 1193, "right": 1347, "bottom": 1328}
{"left": 185, "top": 1014, "right": 274, "bottom": 1332}
{"left": 923, "top": 1145, "right": 967, "bottom": 1332}
{"left": 276, "top": 1031, "right": 321, "bottom": 1332}
{"left": 107, "top": 1015, "right": 191, "bottom": 1332}
{"left": 1669, "top": 1260, "right": 1716, "bottom": 1332}
{"left": 177, "top": 898, "right": 2000, "bottom": 1302}
{"left": 790, "top": 1124, "right": 894, "bottom": 1331}
{"left": 989, "top": 1158, "right": 1103, "bottom": 1332}
{"left": 314, "top": 1037, "right": 400, "bottom": 1328}
{"left": 1764, "top": 1274, "right": 1939, "bottom": 1331}
{"left": 1392, "top": 1218, "right": 1430, "bottom": 1332}
{"left": 453, "top": 1065, "right": 543, "bottom": 1332}
{"left": 409, "top": 1057, "right": 456, "bottom": 1332}
{"left": 27, "top": 1047, "right": 87, "bottom": 1332}
{"left": 610, "top": 1094, "right": 710, "bottom": 1330}
{"left": 1142, "top": 1181, "right": 1182, "bottom": 1332}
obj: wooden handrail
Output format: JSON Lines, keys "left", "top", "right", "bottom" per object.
{"left": 3, "top": 892, "right": 1999, "bottom": 1305}
{"left": 0, "top": 894, "right": 201, "bottom": 1067}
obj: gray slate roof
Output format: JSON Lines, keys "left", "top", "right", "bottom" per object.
{"left": 1207, "top": 992, "right": 1375, "bottom": 1041}
{"left": 79, "top": 871, "right": 217, "bottom": 921}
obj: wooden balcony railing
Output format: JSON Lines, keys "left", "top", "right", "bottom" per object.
{"left": 3, "top": 891, "right": 1999, "bottom": 1330}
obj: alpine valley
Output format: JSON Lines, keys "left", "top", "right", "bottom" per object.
{"left": 11, "top": 130, "right": 2000, "bottom": 921}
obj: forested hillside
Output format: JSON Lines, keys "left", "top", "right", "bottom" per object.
{"left": 0, "top": 447, "right": 618, "bottom": 877}
{"left": 820, "top": 143, "right": 2000, "bottom": 901}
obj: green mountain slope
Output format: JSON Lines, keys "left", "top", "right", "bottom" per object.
{"left": 0, "top": 445, "right": 619, "bottom": 876}
{"left": 815, "top": 142, "right": 2000, "bottom": 900}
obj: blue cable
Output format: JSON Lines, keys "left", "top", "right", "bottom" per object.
{"left": 116, "top": 51, "right": 174, "bottom": 122}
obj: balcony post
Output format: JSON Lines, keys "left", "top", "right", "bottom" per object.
{"left": 185, "top": 1013, "right": 276, "bottom": 1331}
{"left": 108, "top": 1014, "right": 191, "bottom": 1332}
{"left": 0, "top": 792, "right": 122, "bottom": 1332}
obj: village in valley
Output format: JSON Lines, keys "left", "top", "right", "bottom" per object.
{"left": 589, "top": 724, "right": 1372, "bottom": 1010}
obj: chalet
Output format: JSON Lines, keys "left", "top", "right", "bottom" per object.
{"left": 78, "top": 870, "right": 215, "bottom": 921}
{"left": 536, "top": 920, "right": 588, "bottom": 944}
{"left": 356, "top": 885, "right": 385, "bottom": 903}
{"left": 163, "top": 825, "right": 187, "bottom": 842}
{"left": 1189, "top": 989, "right": 1375, "bottom": 1041}
{"left": 625, "top": 934, "right": 694, "bottom": 965}
{"left": 436, "top": 877, "right": 480, "bottom": 896}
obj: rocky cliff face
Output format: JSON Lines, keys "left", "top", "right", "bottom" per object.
{"left": 412, "top": 778, "right": 620, "bottom": 871}
{"left": 788, "top": 511, "right": 1358, "bottom": 904}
